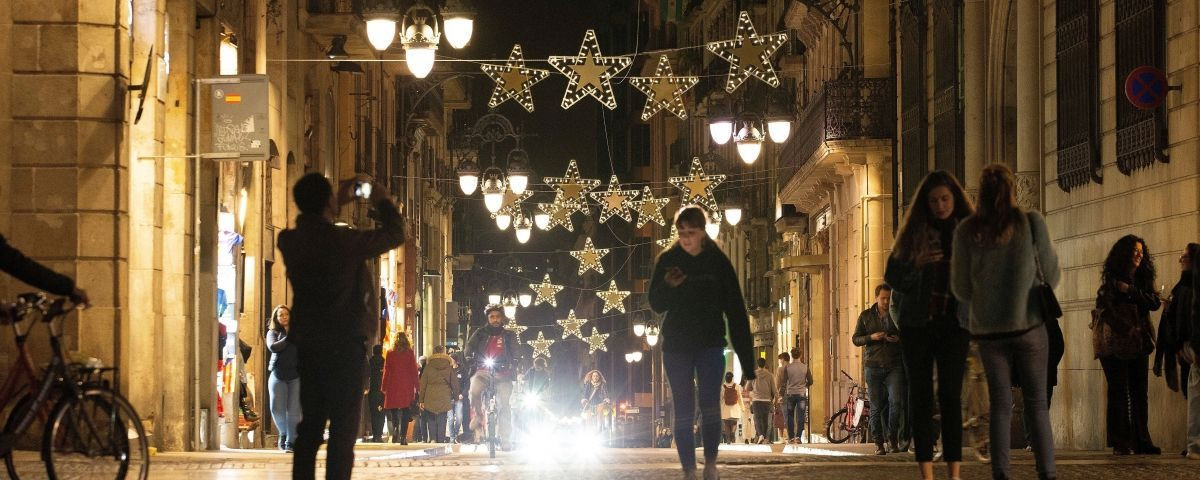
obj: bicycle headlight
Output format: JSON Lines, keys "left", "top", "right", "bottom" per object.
{"left": 483, "top": 357, "right": 496, "bottom": 368}
{"left": 522, "top": 392, "right": 541, "bottom": 409}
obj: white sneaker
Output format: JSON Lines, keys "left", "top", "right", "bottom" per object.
{"left": 703, "top": 463, "right": 719, "bottom": 480}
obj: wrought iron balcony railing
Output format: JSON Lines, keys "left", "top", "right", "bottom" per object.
{"left": 780, "top": 77, "right": 895, "bottom": 178}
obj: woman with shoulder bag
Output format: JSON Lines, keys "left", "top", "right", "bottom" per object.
{"left": 951, "top": 164, "right": 1058, "bottom": 480}
{"left": 1094, "top": 235, "right": 1162, "bottom": 455}
{"left": 883, "top": 170, "right": 974, "bottom": 480}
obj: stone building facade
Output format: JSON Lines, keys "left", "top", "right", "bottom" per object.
{"left": 0, "top": 0, "right": 462, "bottom": 452}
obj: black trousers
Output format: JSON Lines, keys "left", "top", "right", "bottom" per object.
{"left": 293, "top": 342, "right": 366, "bottom": 480}
{"left": 1100, "top": 355, "right": 1155, "bottom": 450}
{"left": 385, "top": 408, "right": 414, "bottom": 443}
{"left": 900, "top": 318, "right": 970, "bottom": 463}
{"left": 368, "top": 392, "right": 385, "bottom": 442}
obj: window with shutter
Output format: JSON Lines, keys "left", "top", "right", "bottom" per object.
{"left": 1054, "top": 0, "right": 1102, "bottom": 190}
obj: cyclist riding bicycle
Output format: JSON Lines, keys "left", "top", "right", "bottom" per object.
{"left": 464, "top": 304, "right": 518, "bottom": 450}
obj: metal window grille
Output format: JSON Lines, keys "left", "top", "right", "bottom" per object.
{"left": 899, "top": 0, "right": 927, "bottom": 207}
{"left": 1055, "top": 0, "right": 1102, "bottom": 190}
{"left": 1115, "top": 0, "right": 1168, "bottom": 174}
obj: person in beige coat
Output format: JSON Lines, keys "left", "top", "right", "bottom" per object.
{"left": 418, "top": 346, "right": 460, "bottom": 443}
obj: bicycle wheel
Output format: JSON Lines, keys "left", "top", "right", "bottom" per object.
{"left": 3, "top": 390, "right": 53, "bottom": 479}
{"left": 825, "top": 408, "right": 853, "bottom": 443}
{"left": 43, "top": 388, "right": 149, "bottom": 480}
{"left": 486, "top": 408, "right": 497, "bottom": 458}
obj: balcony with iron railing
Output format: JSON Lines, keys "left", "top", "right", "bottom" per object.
{"left": 779, "top": 77, "right": 894, "bottom": 180}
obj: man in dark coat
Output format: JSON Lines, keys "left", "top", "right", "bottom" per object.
{"left": 278, "top": 173, "right": 403, "bottom": 480}
{"left": 464, "top": 305, "right": 520, "bottom": 449}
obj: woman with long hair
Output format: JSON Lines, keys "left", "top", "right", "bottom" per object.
{"left": 580, "top": 369, "right": 610, "bottom": 432}
{"left": 382, "top": 332, "right": 420, "bottom": 444}
{"left": 951, "top": 164, "right": 1058, "bottom": 480}
{"left": 1157, "top": 243, "right": 1200, "bottom": 459}
{"left": 1096, "top": 235, "right": 1162, "bottom": 455}
{"left": 649, "top": 205, "right": 756, "bottom": 480}
{"left": 266, "top": 305, "right": 301, "bottom": 452}
{"left": 883, "top": 170, "right": 973, "bottom": 480}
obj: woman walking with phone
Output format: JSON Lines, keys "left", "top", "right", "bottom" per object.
{"left": 884, "top": 171, "right": 974, "bottom": 480}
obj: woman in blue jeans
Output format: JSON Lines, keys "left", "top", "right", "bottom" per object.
{"left": 650, "top": 206, "right": 756, "bottom": 480}
{"left": 266, "top": 305, "right": 302, "bottom": 451}
{"left": 952, "top": 164, "right": 1058, "bottom": 480}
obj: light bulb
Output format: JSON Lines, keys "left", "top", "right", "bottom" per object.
{"left": 724, "top": 207, "right": 743, "bottom": 226}
{"left": 518, "top": 293, "right": 532, "bottom": 308}
{"left": 365, "top": 18, "right": 397, "bottom": 51}
{"left": 767, "top": 119, "right": 792, "bottom": 143}
{"left": 631, "top": 351, "right": 642, "bottom": 362}
{"left": 507, "top": 173, "right": 529, "bottom": 196}
{"left": 443, "top": 17, "right": 473, "bottom": 49}
{"left": 496, "top": 212, "right": 512, "bottom": 231}
{"left": 709, "top": 120, "right": 733, "bottom": 145}
{"left": 633, "top": 322, "right": 646, "bottom": 337}
{"left": 503, "top": 304, "right": 517, "bottom": 319}
{"left": 736, "top": 138, "right": 762, "bottom": 164}
{"left": 488, "top": 293, "right": 502, "bottom": 305}
{"left": 705, "top": 222, "right": 720, "bottom": 239}
{"left": 646, "top": 331, "right": 659, "bottom": 347}
{"left": 405, "top": 46, "right": 436, "bottom": 78}
{"left": 534, "top": 211, "right": 550, "bottom": 230}
{"left": 482, "top": 176, "right": 505, "bottom": 213}
{"left": 458, "top": 174, "right": 478, "bottom": 196}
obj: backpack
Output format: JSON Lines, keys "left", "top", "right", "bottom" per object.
{"left": 723, "top": 384, "right": 738, "bottom": 406}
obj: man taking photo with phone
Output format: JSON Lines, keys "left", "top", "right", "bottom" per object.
{"left": 278, "top": 173, "right": 404, "bottom": 480}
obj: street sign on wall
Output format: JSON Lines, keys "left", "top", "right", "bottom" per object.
{"left": 206, "top": 75, "right": 269, "bottom": 159}
{"left": 1124, "top": 66, "right": 1168, "bottom": 111}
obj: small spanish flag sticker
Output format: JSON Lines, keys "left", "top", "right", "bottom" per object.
{"left": 225, "top": 94, "right": 242, "bottom": 104}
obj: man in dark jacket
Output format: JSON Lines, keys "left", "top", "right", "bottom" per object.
{"left": 464, "top": 304, "right": 519, "bottom": 449}
{"left": 367, "top": 344, "right": 386, "bottom": 442}
{"left": 278, "top": 173, "right": 404, "bottom": 480}
{"left": 853, "top": 284, "right": 908, "bottom": 454}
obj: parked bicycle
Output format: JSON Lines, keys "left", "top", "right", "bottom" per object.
{"left": 826, "top": 370, "right": 870, "bottom": 444}
{"left": 0, "top": 293, "right": 148, "bottom": 479}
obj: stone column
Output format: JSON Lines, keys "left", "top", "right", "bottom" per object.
{"left": 962, "top": 0, "right": 987, "bottom": 192}
{"left": 7, "top": 0, "right": 127, "bottom": 385}
{"left": 1016, "top": 0, "right": 1041, "bottom": 211}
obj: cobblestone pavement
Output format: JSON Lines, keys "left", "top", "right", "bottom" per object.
{"left": 8, "top": 443, "right": 1198, "bottom": 479}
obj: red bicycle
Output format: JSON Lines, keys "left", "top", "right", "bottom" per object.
{"left": 826, "top": 370, "right": 870, "bottom": 443}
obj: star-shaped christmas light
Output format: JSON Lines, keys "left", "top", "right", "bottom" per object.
{"left": 582, "top": 327, "right": 610, "bottom": 354}
{"left": 547, "top": 30, "right": 632, "bottom": 110}
{"left": 570, "top": 237, "right": 609, "bottom": 275}
{"left": 632, "top": 186, "right": 670, "bottom": 228}
{"left": 491, "top": 184, "right": 534, "bottom": 220}
{"left": 557, "top": 309, "right": 588, "bottom": 340}
{"left": 629, "top": 55, "right": 699, "bottom": 120}
{"left": 481, "top": 44, "right": 552, "bottom": 112}
{"left": 588, "top": 175, "right": 640, "bottom": 223}
{"left": 529, "top": 273, "right": 564, "bottom": 307}
{"left": 670, "top": 157, "right": 726, "bottom": 213}
{"left": 503, "top": 318, "right": 528, "bottom": 337}
{"left": 596, "top": 280, "right": 630, "bottom": 314}
{"left": 542, "top": 200, "right": 577, "bottom": 232}
{"left": 543, "top": 159, "right": 600, "bottom": 207}
{"left": 526, "top": 330, "right": 555, "bottom": 358}
{"left": 705, "top": 11, "right": 789, "bottom": 93}
{"left": 656, "top": 225, "right": 680, "bottom": 248}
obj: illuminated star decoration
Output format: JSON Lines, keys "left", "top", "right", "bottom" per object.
{"left": 557, "top": 309, "right": 588, "bottom": 340}
{"left": 481, "top": 44, "right": 551, "bottom": 112}
{"left": 705, "top": 10, "right": 789, "bottom": 93}
{"left": 628, "top": 55, "right": 699, "bottom": 120}
{"left": 570, "top": 237, "right": 609, "bottom": 275}
{"left": 541, "top": 201, "right": 576, "bottom": 232}
{"left": 582, "top": 327, "right": 610, "bottom": 354}
{"left": 526, "top": 330, "right": 555, "bottom": 359}
{"left": 596, "top": 280, "right": 630, "bottom": 314}
{"left": 656, "top": 225, "right": 680, "bottom": 248}
{"left": 632, "top": 186, "right": 669, "bottom": 228}
{"left": 491, "top": 184, "right": 534, "bottom": 220}
{"left": 547, "top": 29, "right": 632, "bottom": 110}
{"left": 503, "top": 318, "right": 528, "bottom": 338}
{"left": 543, "top": 159, "right": 600, "bottom": 213}
{"left": 669, "top": 157, "right": 726, "bottom": 214}
{"left": 589, "top": 175, "right": 640, "bottom": 223}
{"left": 529, "top": 273, "right": 564, "bottom": 307}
